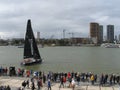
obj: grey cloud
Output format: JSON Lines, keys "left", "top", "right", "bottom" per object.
{"left": 0, "top": 0, "right": 120, "bottom": 39}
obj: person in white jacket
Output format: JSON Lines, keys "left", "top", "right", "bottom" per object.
{"left": 71, "top": 78, "right": 75, "bottom": 90}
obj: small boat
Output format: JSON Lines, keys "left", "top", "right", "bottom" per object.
{"left": 18, "top": 45, "right": 24, "bottom": 48}
{"left": 105, "top": 44, "right": 119, "bottom": 48}
{"left": 21, "top": 19, "right": 42, "bottom": 66}
{"left": 101, "top": 43, "right": 120, "bottom": 48}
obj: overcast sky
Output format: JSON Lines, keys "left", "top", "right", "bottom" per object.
{"left": 0, "top": 0, "right": 120, "bottom": 39}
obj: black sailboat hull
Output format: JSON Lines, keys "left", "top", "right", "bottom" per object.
{"left": 21, "top": 59, "right": 42, "bottom": 66}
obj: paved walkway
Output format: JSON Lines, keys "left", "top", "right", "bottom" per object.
{"left": 0, "top": 76, "right": 119, "bottom": 90}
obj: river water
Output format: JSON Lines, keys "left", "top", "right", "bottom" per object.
{"left": 0, "top": 46, "right": 120, "bottom": 74}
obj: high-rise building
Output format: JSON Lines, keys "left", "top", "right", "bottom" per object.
{"left": 90, "top": 22, "right": 99, "bottom": 44}
{"left": 99, "top": 25, "right": 103, "bottom": 43}
{"left": 107, "top": 25, "right": 114, "bottom": 43}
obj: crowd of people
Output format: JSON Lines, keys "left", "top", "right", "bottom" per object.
{"left": 20, "top": 71, "right": 120, "bottom": 90}
{"left": 0, "top": 66, "right": 120, "bottom": 90}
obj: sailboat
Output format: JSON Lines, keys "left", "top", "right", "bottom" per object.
{"left": 21, "top": 19, "right": 42, "bottom": 66}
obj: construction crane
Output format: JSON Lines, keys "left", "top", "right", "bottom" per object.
{"left": 68, "top": 32, "right": 74, "bottom": 38}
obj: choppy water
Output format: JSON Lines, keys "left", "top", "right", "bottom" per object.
{"left": 0, "top": 46, "right": 120, "bottom": 74}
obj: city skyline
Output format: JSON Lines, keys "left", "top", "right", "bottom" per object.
{"left": 0, "top": 0, "right": 120, "bottom": 39}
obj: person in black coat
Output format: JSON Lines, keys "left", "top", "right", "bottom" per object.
{"left": 31, "top": 82, "right": 35, "bottom": 90}
{"left": 22, "top": 81, "right": 26, "bottom": 89}
{"left": 76, "top": 74, "right": 80, "bottom": 86}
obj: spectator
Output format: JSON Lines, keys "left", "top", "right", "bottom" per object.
{"left": 47, "top": 79, "right": 51, "bottom": 90}
{"left": 71, "top": 78, "right": 75, "bottom": 90}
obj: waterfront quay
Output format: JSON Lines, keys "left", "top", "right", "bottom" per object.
{"left": 0, "top": 76, "right": 119, "bottom": 90}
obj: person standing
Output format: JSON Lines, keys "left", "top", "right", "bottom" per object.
{"left": 100, "top": 74, "right": 104, "bottom": 86}
{"left": 26, "top": 79, "right": 29, "bottom": 88}
{"left": 109, "top": 74, "right": 113, "bottom": 85}
{"left": 90, "top": 74, "right": 94, "bottom": 85}
{"left": 37, "top": 79, "right": 41, "bottom": 90}
{"left": 22, "top": 81, "right": 26, "bottom": 89}
{"left": 59, "top": 76, "right": 64, "bottom": 88}
{"left": 43, "top": 73, "right": 46, "bottom": 84}
{"left": 31, "top": 81, "right": 35, "bottom": 90}
{"left": 76, "top": 74, "right": 80, "bottom": 86}
{"left": 71, "top": 78, "right": 75, "bottom": 90}
{"left": 47, "top": 79, "right": 51, "bottom": 90}
{"left": 6, "top": 85, "right": 11, "bottom": 90}
{"left": 63, "top": 76, "right": 67, "bottom": 87}
{"left": 68, "top": 72, "right": 71, "bottom": 87}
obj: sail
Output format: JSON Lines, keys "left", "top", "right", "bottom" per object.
{"left": 24, "top": 19, "right": 41, "bottom": 60}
